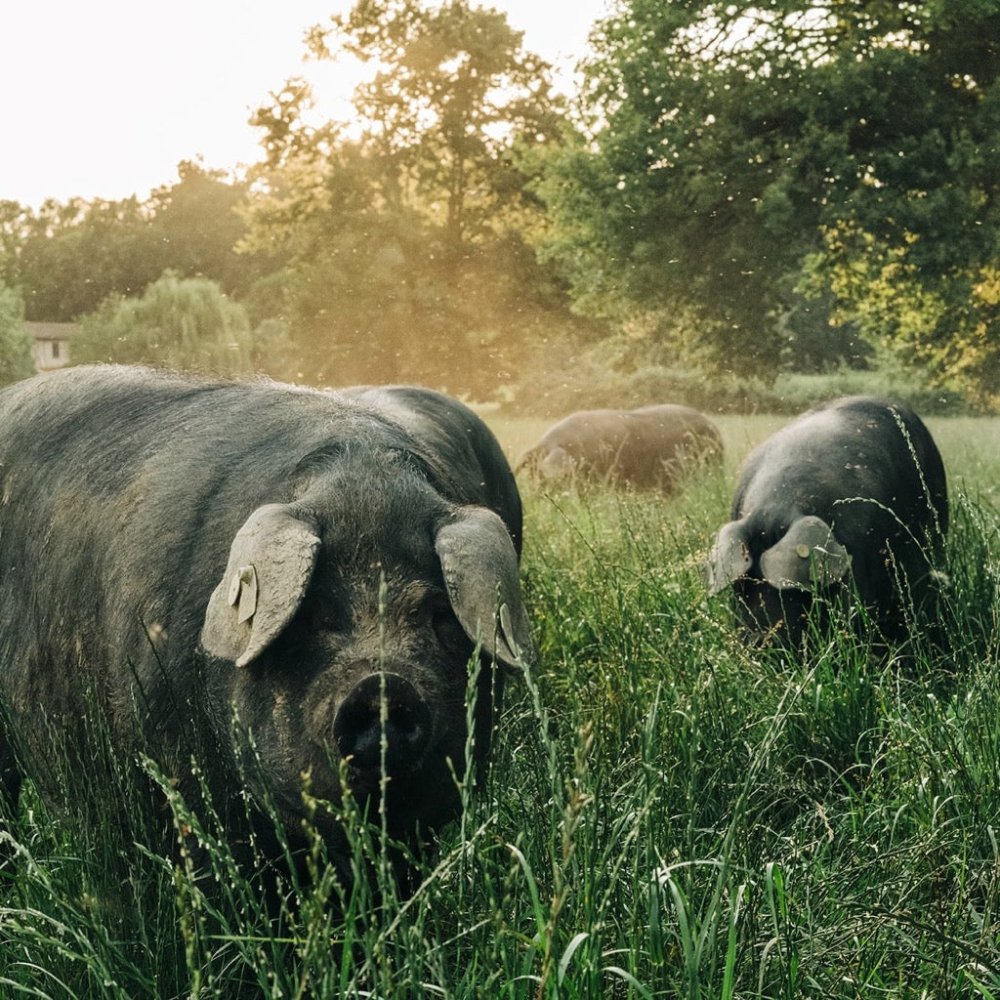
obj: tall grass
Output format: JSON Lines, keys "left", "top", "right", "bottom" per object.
{"left": 3, "top": 416, "right": 1000, "bottom": 997}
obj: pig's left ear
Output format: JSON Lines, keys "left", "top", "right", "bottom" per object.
{"left": 201, "top": 503, "right": 321, "bottom": 668}
{"left": 435, "top": 507, "right": 535, "bottom": 671}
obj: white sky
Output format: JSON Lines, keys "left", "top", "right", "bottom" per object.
{"left": 2, "top": 1, "right": 610, "bottom": 209}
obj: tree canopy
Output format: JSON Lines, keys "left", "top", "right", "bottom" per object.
{"left": 317, "top": 0, "right": 563, "bottom": 254}
{"left": 240, "top": 0, "right": 588, "bottom": 393}
{"left": 3, "top": 0, "right": 1000, "bottom": 403}
{"left": 536, "top": 0, "right": 1000, "bottom": 389}
{"left": 0, "top": 162, "right": 263, "bottom": 324}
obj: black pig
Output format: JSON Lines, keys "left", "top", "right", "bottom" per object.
{"left": 517, "top": 404, "right": 722, "bottom": 491}
{"left": 704, "top": 396, "right": 948, "bottom": 643}
{"left": 0, "top": 366, "right": 533, "bottom": 863}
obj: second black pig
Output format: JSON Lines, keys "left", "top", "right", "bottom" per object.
{"left": 705, "top": 396, "right": 948, "bottom": 643}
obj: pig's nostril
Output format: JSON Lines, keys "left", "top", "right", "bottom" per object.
{"left": 333, "top": 674, "right": 432, "bottom": 773}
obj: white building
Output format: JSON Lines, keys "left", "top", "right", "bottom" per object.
{"left": 24, "top": 322, "right": 77, "bottom": 373}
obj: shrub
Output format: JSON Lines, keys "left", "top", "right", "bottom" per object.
{"left": 74, "top": 271, "right": 254, "bottom": 375}
{"left": 507, "top": 337, "right": 980, "bottom": 417}
{"left": 0, "top": 285, "right": 37, "bottom": 386}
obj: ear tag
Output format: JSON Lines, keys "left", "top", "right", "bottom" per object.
{"left": 235, "top": 565, "right": 259, "bottom": 624}
{"left": 795, "top": 543, "right": 811, "bottom": 559}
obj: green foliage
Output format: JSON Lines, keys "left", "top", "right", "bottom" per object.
{"left": 239, "top": 0, "right": 594, "bottom": 395}
{"left": 13, "top": 195, "right": 160, "bottom": 322}
{"left": 0, "top": 163, "right": 267, "bottom": 324}
{"left": 536, "top": 0, "right": 1000, "bottom": 389}
{"left": 509, "top": 334, "right": 978, "bottom": 417}
{"left": 146, "top": 160, "right": 269, "bottom": 302}
{"left": 74, "top": 272, "right": 254, "bottom": 375}
{"left": 0, "top": 285, "right": 36, "bottom": 386}
{"left": 3, "top": 418, "right": 1000, "bottom": 995}
{"left": 0, "top": 201, "right": 26, "bottom": 290}
{"left": 5, "top": 1, "right": 1000, "bottom": 402}
{"left": 313, "top": 0, "right": 563, "bottom": 254}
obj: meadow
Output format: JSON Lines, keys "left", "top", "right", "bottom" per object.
{"left": 3, "top": 411, "right": 1000, "bottom": 998}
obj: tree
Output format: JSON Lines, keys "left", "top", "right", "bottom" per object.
{"left": 73, "top": 272, "right": 255, "bottom": 375}
{"left": 0, "top": 285, "right": 37, "bottom": 386}
{"left": 16, "top": 196, "right": 159, "bottom": 321}
{"left": 5, "top": 164, "right": 265, "bottom": 325}
{"left": 308, "top": 0, "right": 563, "bottom": 256}
{"left": 0, "top": 201, "right": 29, "bottom": 290}
{"left": 536, "top": 0, "right": 1000, "bottom": 387}
{"left": 240, "top": 0, "right": 588, "bottom": 394}
{"left": 148, "top": 160, "right": 267, "bottom": 299}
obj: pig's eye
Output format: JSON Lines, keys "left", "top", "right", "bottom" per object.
{"left": 431, "top": 605, "right": 471, "bottom": 657}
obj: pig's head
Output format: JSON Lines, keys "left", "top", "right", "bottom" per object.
{"left": 199, "top": 448, "right": 533, "bottom": 842}
{"left": 704, "top": 513, "right": 852, "bottom": 644}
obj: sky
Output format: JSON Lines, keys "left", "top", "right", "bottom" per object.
{"left": 3, "top": 0, "right": 610, "bottom": 209}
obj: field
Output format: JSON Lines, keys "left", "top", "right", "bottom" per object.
{"left": 4, "top": 412, "right": 1000, "bottom": 998}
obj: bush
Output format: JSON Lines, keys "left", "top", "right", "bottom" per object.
{"left": 0, "top": 285, "right": 38, "bottom": 387}
{"left": 507, "top": 337, "right": 980, "bottom": 417}
{"left": 74, "top": 271, "right": 254, "bottom": 376}
{"left": 769, "top": 367, "right": 975, "bottom": 416}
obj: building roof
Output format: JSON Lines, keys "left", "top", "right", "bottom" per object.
{"left": 24, "top": 322, "right": 79, "bottom": 342}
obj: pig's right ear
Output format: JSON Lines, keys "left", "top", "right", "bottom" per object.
{"left": 201, "top": 503, "right": 321, "bottom": 668}
{"left": 435, "top": 507, "right": 536, "bottom": 672}
{"left": 759, "top": 515, "right": 851, "bottom": 591}
{"left": 703, "top": 520, "right": 752, "bottom": 595}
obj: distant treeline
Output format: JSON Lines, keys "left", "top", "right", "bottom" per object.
{"left": 2, "top": 0, "right": 999, "bottom": 407}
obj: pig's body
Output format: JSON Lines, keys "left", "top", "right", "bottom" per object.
{"left": 517, "top": 404, "right": 722, "bottom": 491}
{"left": 0, "top": 365, "right": 531, "bottom": 855}
{"left": 705, "top": 396, "right": 948, "bottom": 643}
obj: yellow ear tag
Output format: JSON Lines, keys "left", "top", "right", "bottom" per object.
{"left": 795, "top": 543, "right": 811, "bottom": 559}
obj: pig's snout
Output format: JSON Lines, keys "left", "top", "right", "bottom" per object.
{"left": 333, "top": 673, "right": 432, "bottom": 774}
